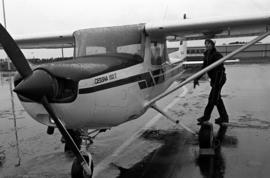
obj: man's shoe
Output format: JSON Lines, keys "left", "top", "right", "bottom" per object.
{"left": 197, "top": 116, "right": 208, "bottom": 125}
{"left": 215, "top": 117, "right": 229, "bottom": 125}
{"left": 197, "top": 116, "right": 206, "bottom": 122}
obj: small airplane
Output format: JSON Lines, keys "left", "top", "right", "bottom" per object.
{"left": 0, "top": 12, "right": 270, "bottom": 178}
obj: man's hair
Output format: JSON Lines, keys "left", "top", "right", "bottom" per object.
{"left": 205, "top": 39, "right": 215, "bottom": 46}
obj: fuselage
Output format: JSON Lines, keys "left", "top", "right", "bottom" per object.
{"left": 18, "top": 24, "right": 185, "bottom": 129}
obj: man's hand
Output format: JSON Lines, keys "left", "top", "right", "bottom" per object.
{"left": 193, "top": 79, "right": 199, "bottom": 89}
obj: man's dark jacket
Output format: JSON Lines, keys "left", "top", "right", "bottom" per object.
{"left": 202, "top": 48, "right": 226, "bottom": 87}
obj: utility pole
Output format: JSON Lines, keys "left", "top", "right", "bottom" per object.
{"left": 2, "top": 0, "right": 21, "bottom": 166}
{"left": 1, "top": 0, "right": 6, "bottom": 27}
{"left": 61, "top": 48, "right": 64, "bottom": 58}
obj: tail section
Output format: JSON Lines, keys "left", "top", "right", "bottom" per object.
{"left": 169, "top": 40, "right": 187, "bottom": 64}
{"left": 178, "top": 40, "right": 187, "bottom": 61}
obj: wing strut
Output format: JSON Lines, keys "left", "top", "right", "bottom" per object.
{"left": 151, "top": 104, "right": 197, "bottom": 135}
{"left": 146, "top": 30, "right": 270, "bottom": 107}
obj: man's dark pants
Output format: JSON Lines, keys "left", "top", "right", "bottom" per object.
{"left": 204, "top": 74, "right": 228, "bottom": 121}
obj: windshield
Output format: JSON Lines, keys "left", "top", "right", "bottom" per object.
{"left": 73, "top": 24, "right": 145, "bottom": 59}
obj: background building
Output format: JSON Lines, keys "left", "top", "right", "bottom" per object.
{"left": 186, "top": 43, "right": 270, "bottom": 62}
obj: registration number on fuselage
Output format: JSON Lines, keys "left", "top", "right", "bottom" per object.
{"left": 94, "top": 73, "right": 117, "bottom": 84}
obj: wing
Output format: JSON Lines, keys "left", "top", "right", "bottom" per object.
{"left": 4, "top": 13, "right": 269, "bottom": 49}
{"left": 10, "top": 32, "right": 73, "bottom": 49}
{"left": 145, "top": 12, "right": 270, "bottom": 40}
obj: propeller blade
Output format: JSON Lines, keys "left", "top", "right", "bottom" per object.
{"left": 0, "top": 23, "right": 32, "bottom": 78}
{"left": 0, "top": 22, "right": 92, "bottom": 174}
{"left": 40, "top": 96, "right": 90, "bottom": 173}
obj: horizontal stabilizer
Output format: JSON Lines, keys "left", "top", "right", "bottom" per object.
{"left": 183, "top": 59, "right": 240, "bottom": 65}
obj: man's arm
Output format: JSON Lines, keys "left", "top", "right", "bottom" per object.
{"left": 194, "top": 57, "right": 206, "bottom": 88}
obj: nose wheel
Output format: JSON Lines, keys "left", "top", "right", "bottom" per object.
{"left": 71, "top": 152, "right": 93, "bottom": 178}
{"left": 70, "top": 129, "right": 102, "bottom": 178}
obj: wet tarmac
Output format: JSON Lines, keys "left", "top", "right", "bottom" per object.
{"left": 1, "top": 63, "right": 270, "bottom": 178}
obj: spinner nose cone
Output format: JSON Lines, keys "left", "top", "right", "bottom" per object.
{"left": 14, "top": 69, "right": 57, "bottom": 101}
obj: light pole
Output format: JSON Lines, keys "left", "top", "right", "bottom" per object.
{"left": 2, "top": 0, "right": 21, "bottom": 166}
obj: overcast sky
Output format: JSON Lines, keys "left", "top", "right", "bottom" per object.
{"left": 1, "top": 0, "right": 270, "bottom": 58}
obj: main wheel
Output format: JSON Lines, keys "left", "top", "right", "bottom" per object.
{"left": 71, "top": 154, "right": 93, "bottom": 178}
{"left": 198, "top": 123, "right": 214, "bottom": 149}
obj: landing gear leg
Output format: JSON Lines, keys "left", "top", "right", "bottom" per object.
{"left": 71, "top": 129, "right": 94, "bottom": 178}
{"left": 64, "top": 129, "right": 82, "bottom": 153}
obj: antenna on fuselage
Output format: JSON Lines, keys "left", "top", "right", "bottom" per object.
{"left": 183, "top": 13, "right": 187, "bottom": 20}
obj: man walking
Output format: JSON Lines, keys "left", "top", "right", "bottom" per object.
{"left": 194, "top": 39, "right": 229, "bottom": 125}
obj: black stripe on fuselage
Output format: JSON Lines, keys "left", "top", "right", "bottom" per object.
{"left": 79, "top": 65, "right": 183, "bottom": 94}
{"left": 79, "top": 72, "right": 154, "bottom": 94}
{"left": 151, "top": 69, "right": 165, "bottom": 76}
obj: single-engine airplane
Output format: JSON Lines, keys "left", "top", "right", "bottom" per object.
{"left": 0, "top": 12, "right": 270, "bottom": 178}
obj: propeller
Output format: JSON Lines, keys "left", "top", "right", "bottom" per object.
{"left": 0, "top": 23, "right": 91, "bottom": 174}
{"left": 0, "top": 24, "right": 32, "bottom": 78}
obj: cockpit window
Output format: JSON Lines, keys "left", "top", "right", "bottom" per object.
{"left": 73, "top": 24, "right": 145, "bottom": 60}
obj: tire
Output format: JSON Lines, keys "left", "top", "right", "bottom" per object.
{"left": 71, "top": 155, "right": 93, "bottom": 178}
{"left": 199, "top": 123, "right": 213, "bottom": 149}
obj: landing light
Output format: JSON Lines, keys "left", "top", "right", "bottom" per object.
{"left": 49, "top": 117, "right": 55, "bottom": 124}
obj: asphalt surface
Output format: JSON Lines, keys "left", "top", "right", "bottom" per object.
{"left": 1, "top": 63, "right": 270, "bottom": 178}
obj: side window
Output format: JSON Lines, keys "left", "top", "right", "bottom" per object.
{"left": 86, "top": 46, "right": 106, "bottom": 55}
{"left": 151, "top": 42, "right": 165, "bottom": 65}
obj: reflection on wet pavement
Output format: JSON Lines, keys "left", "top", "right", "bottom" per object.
{"left": 117, "top": 129, "right": 196, "bottom": 178}
{"left": 0, "top": 146, "right": 5, "bottom": 166}
{"left": 196, "top": 126, "right": 232, "bottom": 178}
{"left": 196, "top": 149, "right": 225, "bottom": 178}
{"left": 236, "top": 114, "right": 270, "bottom": 129}
{"left": 117, "top": 126, "right": 239, "bottom": 178}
